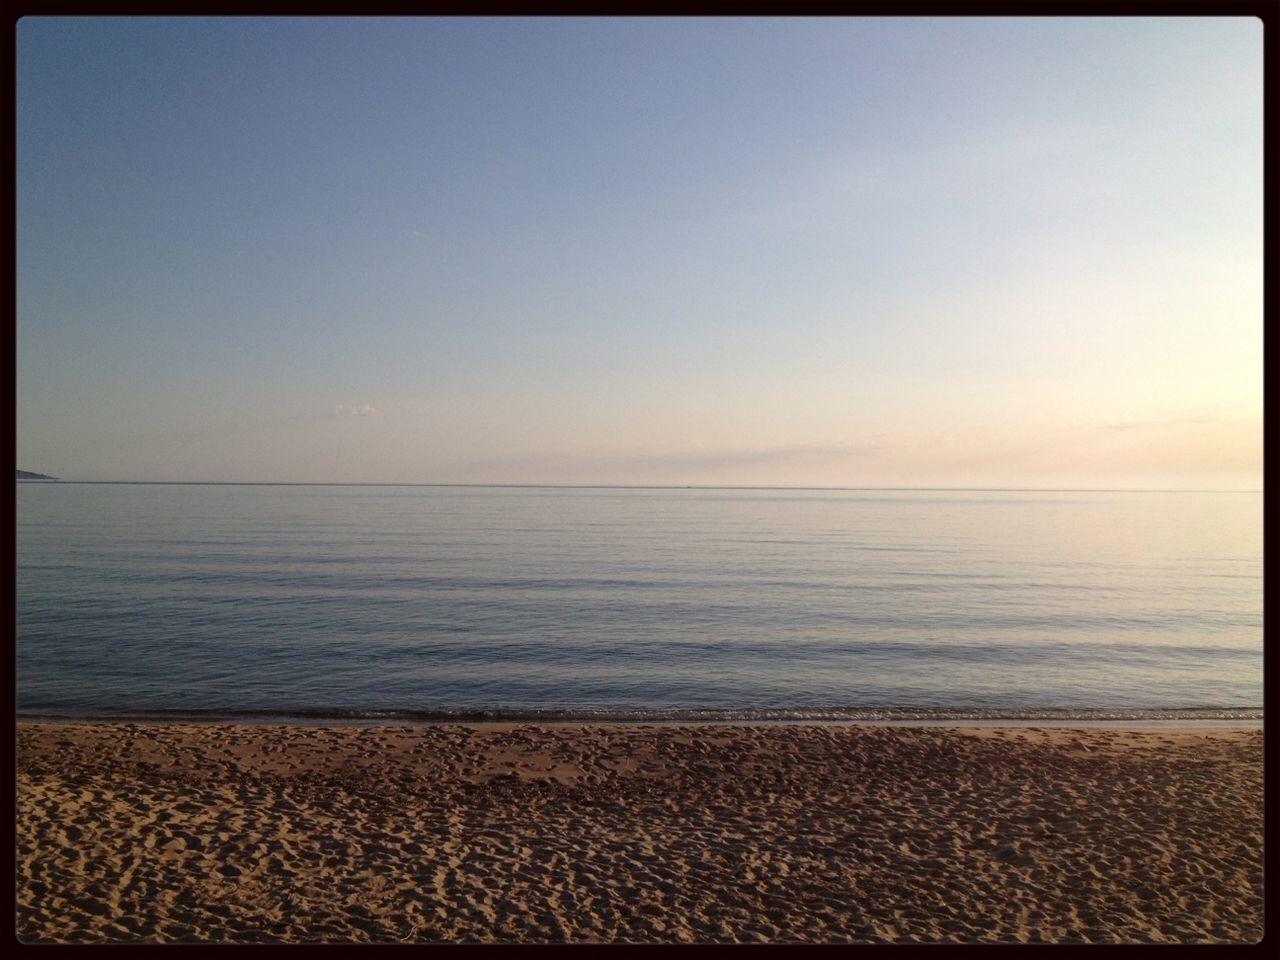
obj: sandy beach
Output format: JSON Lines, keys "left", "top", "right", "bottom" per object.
{"left": 16, "top": 722, "right": 1263, "bottom": 944}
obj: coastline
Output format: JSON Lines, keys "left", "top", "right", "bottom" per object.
{"left": 17, "top": 720, "right": 1263, "bottom": 943}
{"left": 16, "top": 713, "right": 1265, "bottom": 730}
{"left": 15, "top": 704, "right": 1264, "bottom": 726}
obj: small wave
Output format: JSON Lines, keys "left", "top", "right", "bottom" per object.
{"left": 16, "top": 705, "right": 1263, "bottom": 724}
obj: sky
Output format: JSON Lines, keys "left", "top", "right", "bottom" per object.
{"left": 16, "top": 17, "right": 1263, "bottom": 488}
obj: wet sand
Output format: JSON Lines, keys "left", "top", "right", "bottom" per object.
{"left": 16, "top": 722, "right": 1263, "bottom": 943}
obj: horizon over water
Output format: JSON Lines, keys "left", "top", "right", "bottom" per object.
{"left": 18, "top": 479, "right": 1261, "bottom": 491}
{"left": 16, "top": 483, "right": 1262, "bottom": 723}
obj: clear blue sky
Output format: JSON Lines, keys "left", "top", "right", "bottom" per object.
{"left": 17, "top": 17, "right": 1262, "bottom": 487}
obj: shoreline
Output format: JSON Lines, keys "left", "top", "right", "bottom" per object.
{"left": 18, "top": 720, "right": 1263, "bottom": 943}
{"left": 16, "top": 714, "right": 1264, "bottom": 730}
{"left": 15, "top": 702, "right": 1264, "bottom": 726}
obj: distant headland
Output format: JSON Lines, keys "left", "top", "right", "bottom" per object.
{"left": 17, "top": 470, "right": 57, "bottom": 481}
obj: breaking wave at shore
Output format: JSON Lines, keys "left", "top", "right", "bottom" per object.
{"left": 17, "top": 706, "right": 1263, "bottom": 724}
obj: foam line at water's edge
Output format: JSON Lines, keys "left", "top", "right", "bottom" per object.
{"left": 14, "top": 706, "right": 1263, "bottom": 725}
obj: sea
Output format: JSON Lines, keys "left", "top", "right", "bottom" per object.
{"left": 15, "top": 483, "right": 1263, "bottom": 723}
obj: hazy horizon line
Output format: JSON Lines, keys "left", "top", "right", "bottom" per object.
{"left": 14, "top": 480, "right": 1263, "bottom": 494}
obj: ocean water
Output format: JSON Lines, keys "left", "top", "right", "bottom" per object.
{"left": 15, "top": 484, "right": 1263, "bottom": 721}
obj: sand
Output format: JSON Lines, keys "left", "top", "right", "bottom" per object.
{"left": 16, "top": 721, "right": 1263, "bottom": 944}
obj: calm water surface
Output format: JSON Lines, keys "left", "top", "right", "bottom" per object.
{"left": 15, "top": 484, "right": 1263, "bottom": 720}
